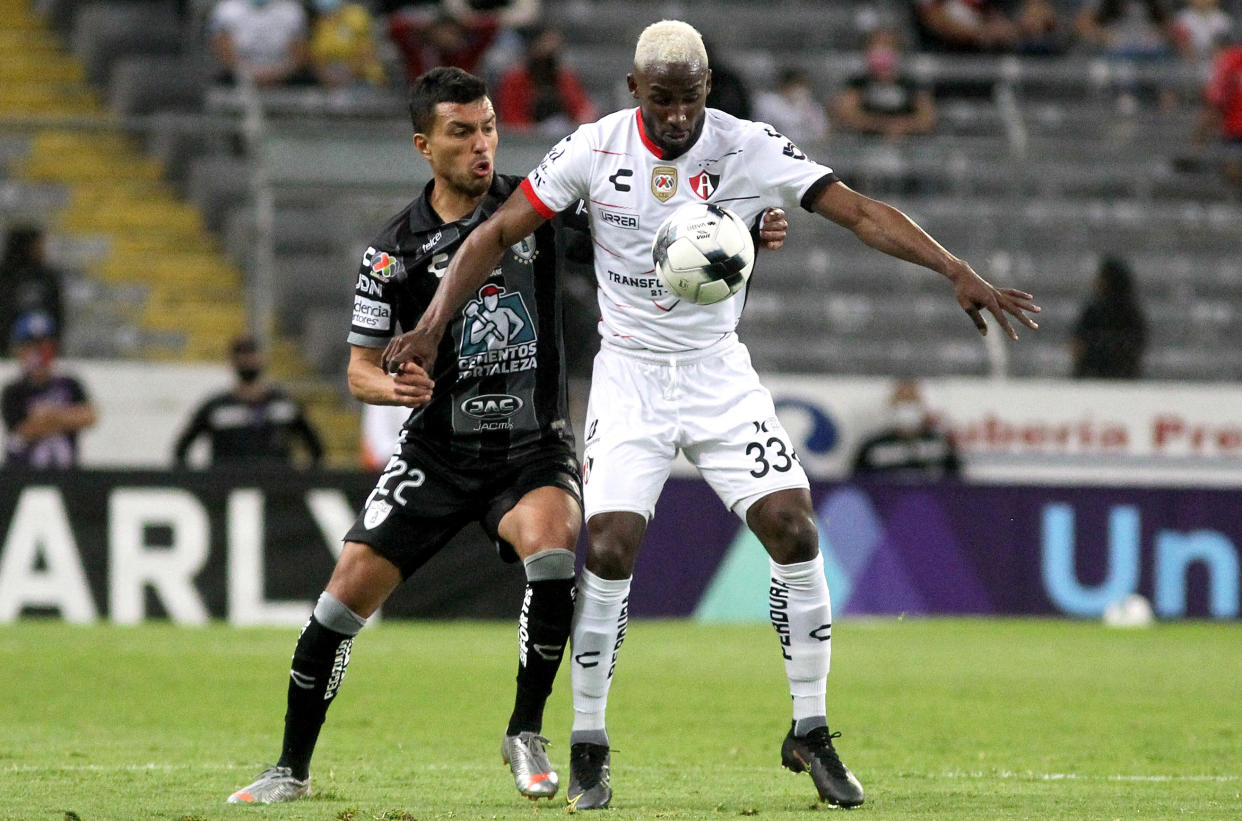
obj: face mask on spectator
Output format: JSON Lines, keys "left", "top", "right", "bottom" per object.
{"left": 892, "top": 400, "right": 925, "bottom": 434}
{"left": 237, "top": 366, "right": 263, "bottom": 384}
{"left": 867, "top": 47, "right": 898, "bottom": 76}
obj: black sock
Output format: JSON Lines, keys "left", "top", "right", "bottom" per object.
{"left": 277, "top": 615, "right": 354, "bottom": 780}
{"left": 507, "top": 577, "right": 575, "bottom": 735}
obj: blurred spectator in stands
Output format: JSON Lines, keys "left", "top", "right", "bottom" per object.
{"left": 309, "top": 0, "right": 386, "bottom": 89}
{"left": 498, "top": 26, "right": 597, "bottom": 135}
{"left": 1013, "top": 0, "right": 1073, "bottom": 55}
{"left": 208, "top": 0, "right": 315, "bottom": 87}
{"left": 1074, "top": 0, "right": 1178, "bottom": 58}
{"left": 1172, "top": 0, "right": 1234, "bottom": 66}
{"left": 173, "top": 335, "right": 324, "bottom": 469}
{"left": 2, "top": 312, "right": 96, "bottom": 469}
{"left": 387, "top": 0, "right": 539, "bottom": 86}
{"left": 911, "top": 0, "right": 1020, "bottom": 53}
{"left": 754, "top": 67, "right": 830, "bottom": 145}
{"left": 1076, "top": 0, "right": 1180, "bottom": 111}
{"left": 830, "top": 28, "right": 936, "bottom": 141}
{"left": 0, "top": 224, "right": 64, "bottom": 357}
{"left": 359, "top": 403, "right": 409, "bottom": 472}
{"left": 1070, "top": 255, "right": 1148, "bottom": 379}
{"left": 703, "top": 39, "right": 752, "bottom": 119}
{"left": 852, "top": 378, "right": 960, "bottom": 480}
{"left": 1193, "top": 30, "right": 1242, "bottom": 191}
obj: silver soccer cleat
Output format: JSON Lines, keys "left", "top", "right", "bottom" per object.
{"left": 227, "top": 765, "right": 311, "bottom": 804}
{"left": 501, "top": 731, "right": 559, "bottom": 800}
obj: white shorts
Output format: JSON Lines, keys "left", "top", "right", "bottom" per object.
{"left": 581, "top": 334, "right": 809, "bottom": 522}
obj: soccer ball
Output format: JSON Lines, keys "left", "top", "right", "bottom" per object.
{"left": 652, "top": 202, "right": 755, "bottom": 305}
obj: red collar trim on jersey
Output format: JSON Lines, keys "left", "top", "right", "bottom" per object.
{"left": 635, "top": 109, "right": 664, "bottom": 159}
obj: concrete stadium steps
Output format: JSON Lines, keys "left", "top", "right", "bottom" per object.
{"left": 0, "top": 0, "right": 361, "bottom": 467}
{"left": 16, "top": 131, "right": 164, "bottom": 182}
{"left": 0, "top": 57, "right": 84, "bottom": 84}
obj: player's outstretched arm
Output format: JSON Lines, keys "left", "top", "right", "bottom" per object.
{"left": 382, "top": 192, "right": 549, "bottom": 374}
{"left": 811, "top": 180, "right": 1040, "bottom": 339}
{"left": 348, "top": 345, "right": 433, "bottom": 408}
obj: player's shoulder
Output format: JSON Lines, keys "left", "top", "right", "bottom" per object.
{"left": 368, "top": 189, "right": 433, "bottom": 250}
{"left": 571, "top": 107, "right": 638, "bottom": 146}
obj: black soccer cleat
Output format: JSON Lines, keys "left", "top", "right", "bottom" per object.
{"left": 566, "top": 742, "right": 611, "bottom": 811}
{"left": 780, "top": 722, "right": 865, "bottom": 808}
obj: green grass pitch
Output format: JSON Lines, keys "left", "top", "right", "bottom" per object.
{"left": 1, "top": 619, "right": 1239, "bottom": 820}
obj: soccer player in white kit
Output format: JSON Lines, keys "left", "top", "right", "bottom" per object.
{"left": 384, "top": 20, "right": 1040, "bottom": 810}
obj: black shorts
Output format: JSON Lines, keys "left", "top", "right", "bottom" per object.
{"left": 343, "top": 436, "right": 582, "bottom": 578}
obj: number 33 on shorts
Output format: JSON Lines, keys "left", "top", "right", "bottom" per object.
{"left": 746, "top": 417, "right": 798, "bottom": 478}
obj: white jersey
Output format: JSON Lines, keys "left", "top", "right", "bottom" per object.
{"left": 521, "top": 107, "right": 836, "bottom": 353}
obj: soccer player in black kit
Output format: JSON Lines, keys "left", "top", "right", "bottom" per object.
{"left": 228, "top": 67, "right": 585, "bottom": 805}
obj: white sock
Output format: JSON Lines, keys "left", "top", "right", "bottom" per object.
{"left": 769, "top": 554, "right": 831, "bottom": 735}
{"left": 570, "top": 568, "right": 631, "bottom": 744}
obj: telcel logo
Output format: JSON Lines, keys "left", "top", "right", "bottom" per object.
{"left": 461, "top": 394, "right": 524, "bottom": 419}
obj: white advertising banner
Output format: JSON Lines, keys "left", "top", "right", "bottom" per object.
{"left": 681, "top": 376, "right": 1242, "bottom": 487}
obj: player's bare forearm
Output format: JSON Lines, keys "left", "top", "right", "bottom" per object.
{"left": 815, "top": 182, "right": 957, "bottom": 274}
{"left": 348, "top": 345, "right": 432, "bottom": 407}
{"left": 814, "top": 180, "right": 1039, "bottom": 339}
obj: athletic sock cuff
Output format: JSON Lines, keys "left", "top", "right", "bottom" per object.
{"left": 580, "top": 567, "right": 632, "bottom": 601}
{"left": 313, "top": 591, "right": 367, "bottom": 637}
{"left": 523, "top": 548, "right": 576, "bottom": 581}
{"left": 770, "top": 554, "right": 825, "bottom": 587}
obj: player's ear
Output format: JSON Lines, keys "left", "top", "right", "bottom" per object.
{"left": 626, "top": 73, "right": 639, "bottom": 99}
{"left": 413, "top": 133, "right": 431, "bottom": 159}
{"left": 704, "top": 68, "right": 712, "bottom": 97}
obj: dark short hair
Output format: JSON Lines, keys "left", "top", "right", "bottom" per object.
{"left": 407, "top": 67, "right": 489, "bottom": 134}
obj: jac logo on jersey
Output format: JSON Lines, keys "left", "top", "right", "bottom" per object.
{"left": 460, "top": 394, "right": 525, "bottom": 419}
{"left": 689, "top": 171, "right": 720, "bottom": 199}
{"left": 361, "top": 246, "right": 404, "bottom": 281}
{"left": 601, "top": 209, "right": 639, "bottom": 230}
{"left": 650, "top": 166, "right": 677, "bottom": 202}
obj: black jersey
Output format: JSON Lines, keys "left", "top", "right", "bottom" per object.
{"left": 347, "top": 174, "right": 574, "bottom": 461}
{"left": 171, "top": 386, "right": 324, "bottom": 468}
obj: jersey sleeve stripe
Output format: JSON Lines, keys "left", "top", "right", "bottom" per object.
{"left": 799, "top": 172, "right": 840, "bottom": 213}
{"left": 520, "top": 177, "right": 558, "bottom": 219}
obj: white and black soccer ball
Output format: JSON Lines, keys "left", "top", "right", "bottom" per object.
{"left": 652, "top": 202, "right": 755, "bottom": 305}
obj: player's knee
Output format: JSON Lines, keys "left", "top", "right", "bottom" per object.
{"left": 749, "top": 498, "right": 818, "bottom": 564}
{"left": 585, "top": 512, "right": 644, "bottom": 579}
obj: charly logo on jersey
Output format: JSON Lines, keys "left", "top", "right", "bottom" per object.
{"left": 362, "top": 246, "right": 405, "bottom": 281}
{"left": 457, "top": 283, "right": 538, "bottom": 380}
{"left": 460, "top": 393, "right": 525, "bottom": 419}
{"left": 651, "top": 165, "right": 678, "bottom": 202}
{"left": 363, "top": 498, "right": 393, "bottom": 529}
{"left": 689, "top": 170, "right": 721, "bottom": 200}
{"left": 510, "top": 234, "right": 537, "bottom": 262}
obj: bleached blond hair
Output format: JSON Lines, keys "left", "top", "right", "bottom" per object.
{"left": 633, "top": 20, "right": 708, "bottom": 72}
